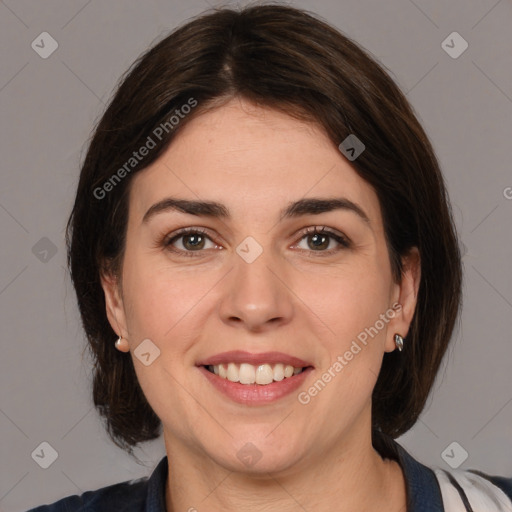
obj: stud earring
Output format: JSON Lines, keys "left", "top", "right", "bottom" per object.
{"left": 394, "top": 333, "right": 404, "bottom": 352}
{"left": 115, "top": 336, "right": 128, "bottom": 352}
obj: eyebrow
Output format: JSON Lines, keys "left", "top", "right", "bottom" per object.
{"left": 142, "top": 197, "right": 370, "bottom": 225}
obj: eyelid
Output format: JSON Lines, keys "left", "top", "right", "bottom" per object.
{"left": 163, "top": 226, "right": 209, "bottom": 243}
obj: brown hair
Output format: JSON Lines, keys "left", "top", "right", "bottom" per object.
{"left": 66, "top": 3, "right": 462, "bottom": 456}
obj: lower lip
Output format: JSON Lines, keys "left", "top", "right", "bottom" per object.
{"left": 198, "top": 366, "right": 314, "bottom": 405}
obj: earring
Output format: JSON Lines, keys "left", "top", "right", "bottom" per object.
{"left": 394, "top": 333, "right": 404, "bottom": 352}
{"left": 115, "top": 336, "right": 128, "bottom": 352}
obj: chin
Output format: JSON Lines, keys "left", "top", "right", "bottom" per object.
{"left": 210, "top": 436, "right": 305, "bottom": 476}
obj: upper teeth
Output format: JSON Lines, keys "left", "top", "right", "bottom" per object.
{"left": 209, "top": 363, "right": 303, "bottom": 385}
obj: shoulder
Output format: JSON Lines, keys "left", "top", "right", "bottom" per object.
{"left": 26, "top": 454, "right": 169, "bottom": 512}
{"left": 434, "top": 467, "right": 512, "bottom": 511}
{"left": 381, "top": 436, "right": 512, "bottom": 512}
{"left": 25, "top": 477, "right": 149, "bottom": 512}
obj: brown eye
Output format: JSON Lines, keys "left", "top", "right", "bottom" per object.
{"left": 307, "top": 232, "right": 330, "bottom": 251}
{"left": 295, "top": 227, "right": 351, "bottom": 253}
{"left": 164, "top": 228, "right": 218, "bottom": 255}
{"left": 181, "top": 233, "right": 206, "bottom": 250}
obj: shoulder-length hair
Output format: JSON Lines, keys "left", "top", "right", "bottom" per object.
{"left": 66, "top": 3, "right": 462, "bottom": 455}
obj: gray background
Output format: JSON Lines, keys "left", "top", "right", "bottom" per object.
{"left": 1, "top": 0, "right": 511, "bottom": 510}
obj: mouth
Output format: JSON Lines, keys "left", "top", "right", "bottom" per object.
{"left": 198, "top": 364, "right": 314, "bottom": 405}
{"left": 196, "top": 350, "right": 314, "bottom": 404}
{"left": 202, "top": 363, "right": 312, "bottom": 385}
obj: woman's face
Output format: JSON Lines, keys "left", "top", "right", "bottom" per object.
{"left": 102, "top": 97, "right": 419, "bottom": 473}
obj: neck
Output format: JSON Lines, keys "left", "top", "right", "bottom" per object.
{"left": 163, "top": 429, "right": 406, "bottom": 512}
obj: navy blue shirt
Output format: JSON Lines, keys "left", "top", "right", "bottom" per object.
{"left": 26, "top": 439, "right": 512, "bottom": 511}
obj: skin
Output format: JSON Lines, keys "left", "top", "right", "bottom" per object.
{"left": 102, "top": 97, "right": 420, "bottom": 512}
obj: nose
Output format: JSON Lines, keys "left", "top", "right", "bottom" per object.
{"left": 218, "top": 247, "right": 294, "bottom": 332}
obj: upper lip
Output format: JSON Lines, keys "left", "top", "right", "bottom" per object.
{"left": 196, "top": 350, "right": 313, "bottom": 368}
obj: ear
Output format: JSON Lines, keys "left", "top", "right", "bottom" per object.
{"left": 100, "top": 269, "right": 129, "bottom": 350}
{"left": 384, "top": 247, "right": 421, "bottom": 353}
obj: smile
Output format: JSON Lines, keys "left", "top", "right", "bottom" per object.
{"left": 198, "top": 365, "right": 314, "bottom": 405}
{"left": 205, "top": 362, "right": 305, "bottom": 385}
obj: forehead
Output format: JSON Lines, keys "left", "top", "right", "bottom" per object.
{"left": 129, "top": 98, "right": 382, "bottom": 227}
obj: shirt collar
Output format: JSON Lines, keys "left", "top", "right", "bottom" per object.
{"left": 392, "top": 440, "right": 444, "bottom": 511}
{"left": 145, "top": 455, "right": 168, "bottom": 512}
{"left": 144, "top": 439, "right": 444, "bottom": 512}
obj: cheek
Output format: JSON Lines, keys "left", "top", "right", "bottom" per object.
{"left": 300, "top": 266, "right": 391, "bottom": 415}
{"left": 121, "top": 251, "right": 218, "bottom": 343}
{"left": 296, "top": 258, "right": 393, "bottom": 344}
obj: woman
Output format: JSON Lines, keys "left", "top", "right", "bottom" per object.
{"left": 29, "top": 4, "right": 512, "bottom": 512}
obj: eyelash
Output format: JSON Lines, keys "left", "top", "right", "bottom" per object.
{"left": 161, "top": 226, "right": 351, "bottom": 258}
